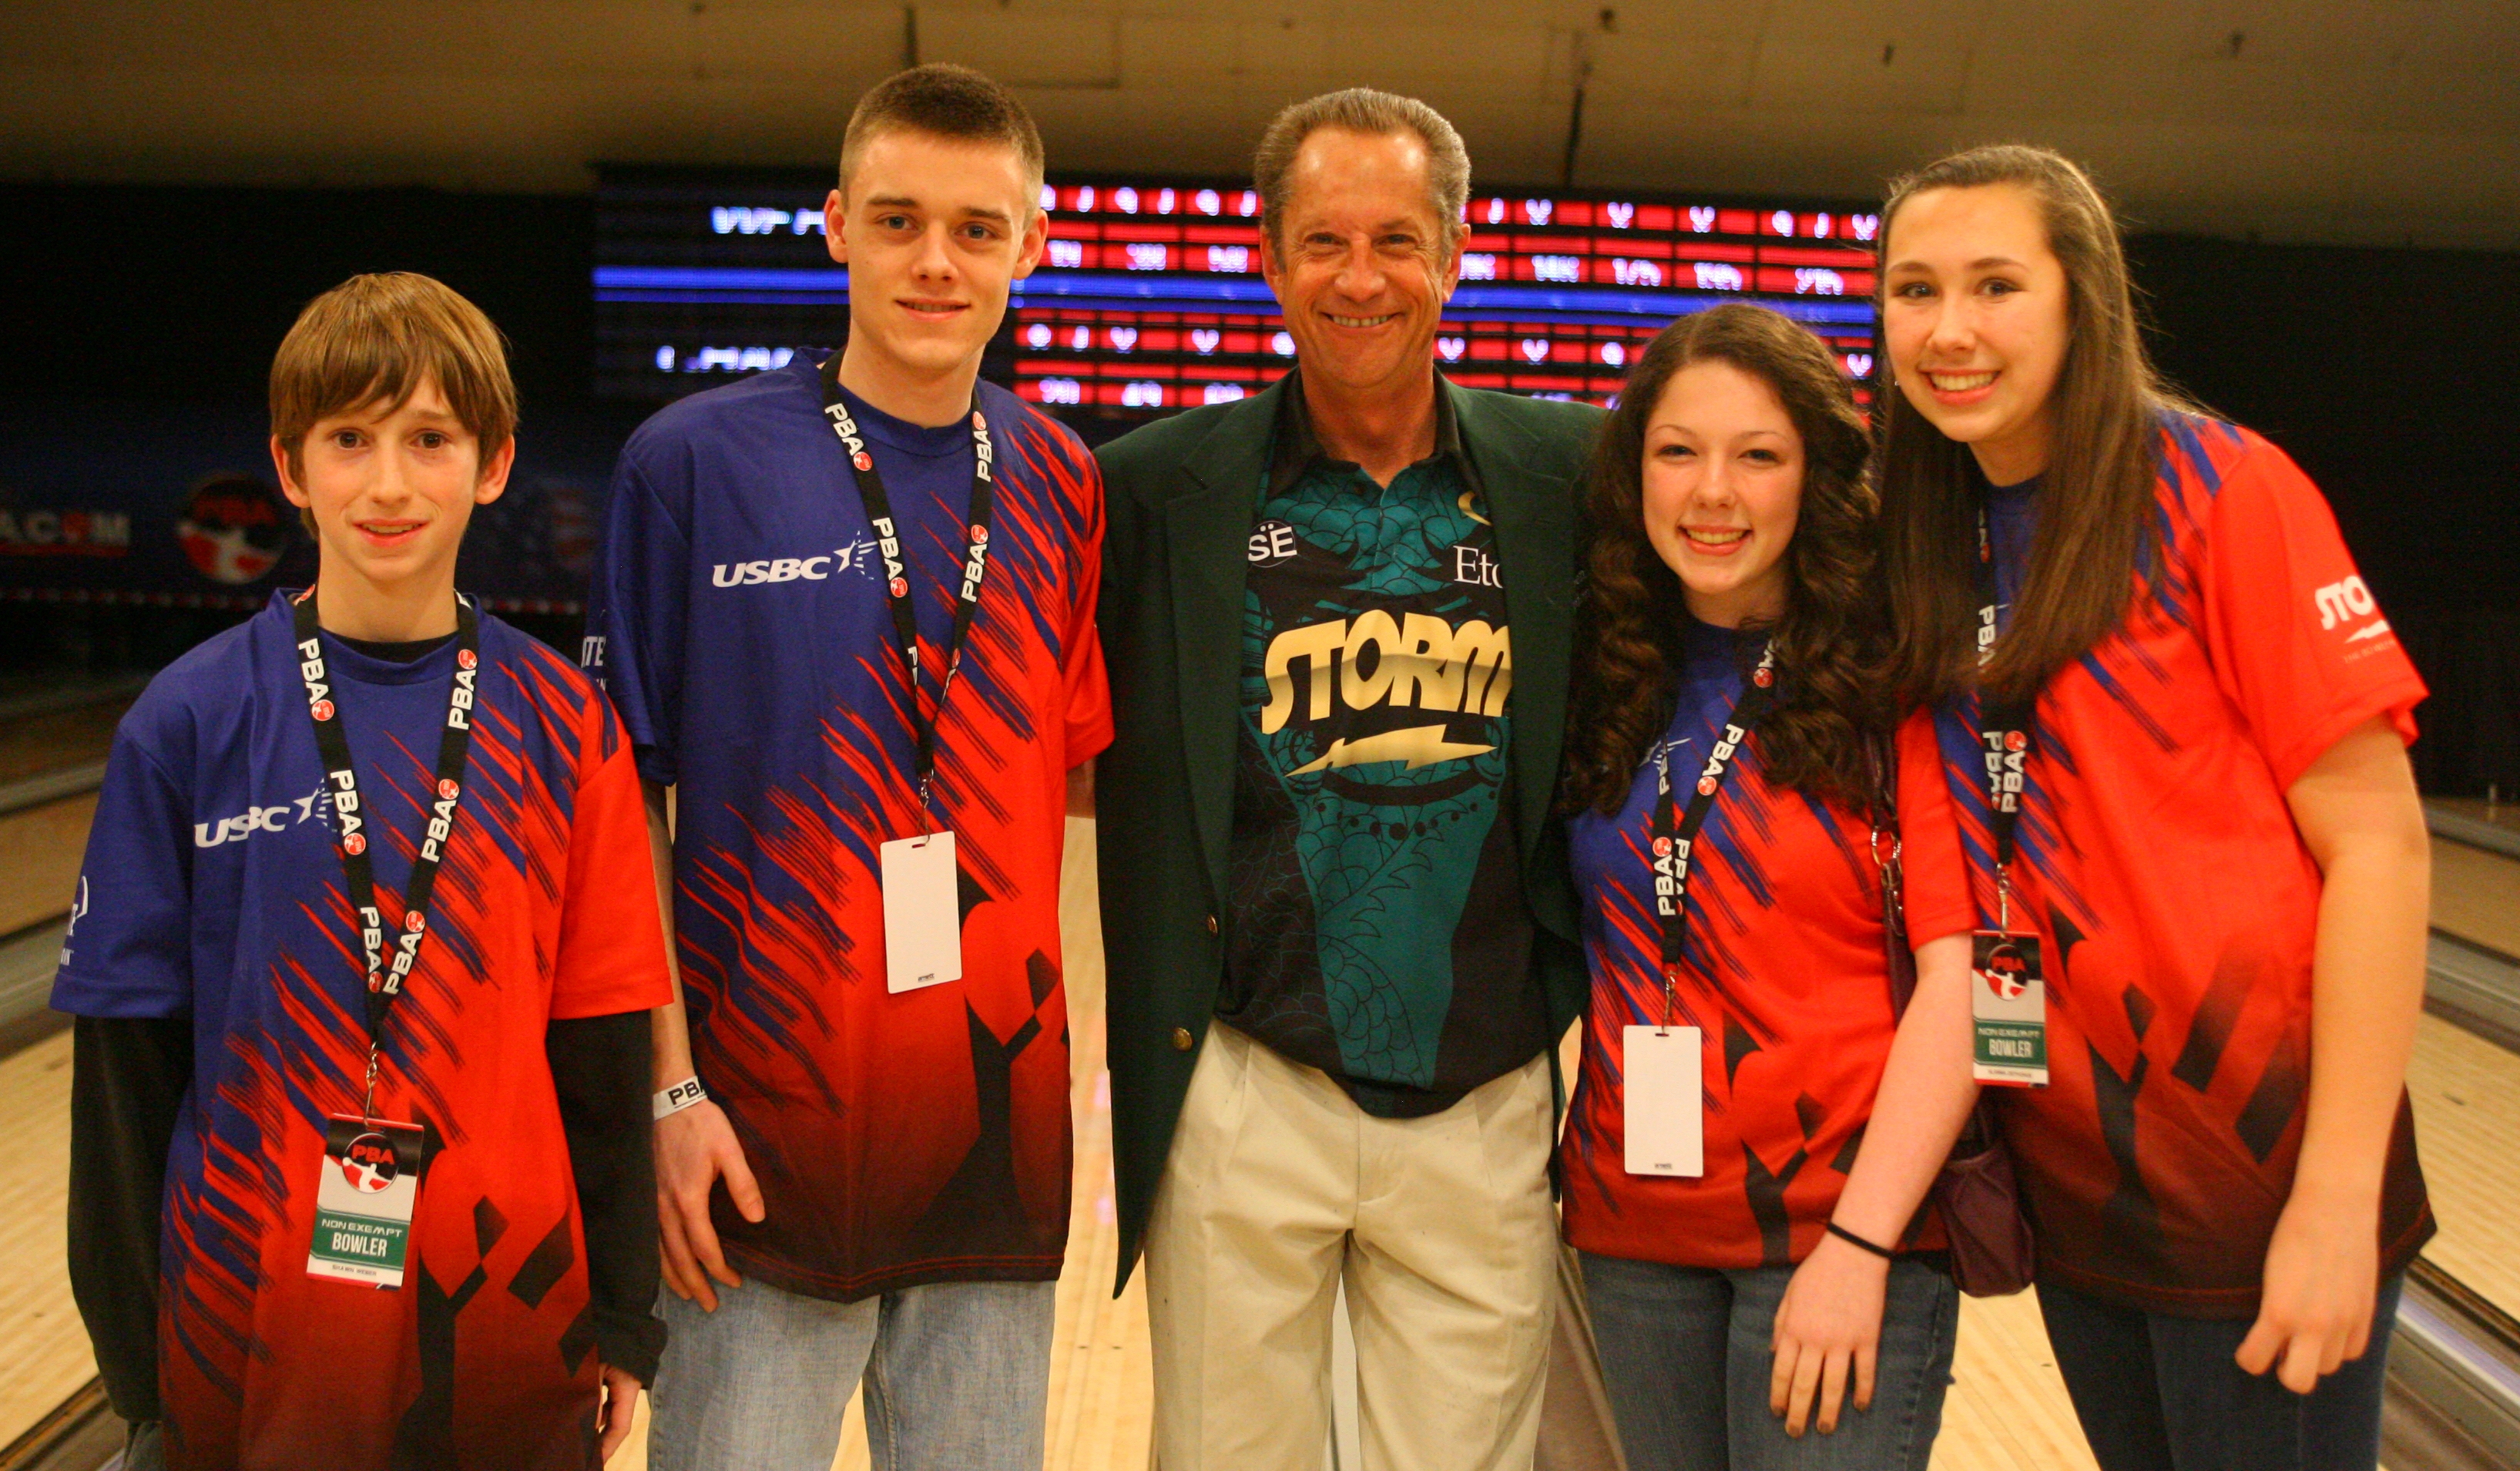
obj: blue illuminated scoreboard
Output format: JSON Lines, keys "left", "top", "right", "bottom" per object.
{"left": 596, "top": 166, "right": 1880, "bottom": 417}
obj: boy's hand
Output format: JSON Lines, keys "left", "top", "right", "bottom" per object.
{"left": 655, "top": 1100, "right": 764, "bottom": 1311}
{"left": 596, "top": 1365, "right": 643, "bottom": 1462}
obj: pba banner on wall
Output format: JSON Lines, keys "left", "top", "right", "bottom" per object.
{"left": 0, "top": 399, "right": 626, "bottom": 613}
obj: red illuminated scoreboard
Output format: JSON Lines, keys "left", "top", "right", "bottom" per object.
{"left": 596, "top": 167, "right": 1881, "bottom": 414}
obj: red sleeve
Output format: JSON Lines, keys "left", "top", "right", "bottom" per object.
{"left": 1894, "top": 707, "right": 1976, "bottom": 947}
{"left": 550, "top": 690, "right": 676, "bottom": 1020}
{"left": 2200, "top": 435, "right": 2427, "bottom": 792}
{"left": 1062, "top": 445, "right": 1115, "bottom": 767}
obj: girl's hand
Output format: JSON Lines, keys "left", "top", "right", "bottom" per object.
{"left": 2236, "top": 1184, "right": 2381, "bottom": 1394}
{"left": 1770, "top": 1234, "right": 1891, "bottom": 1435}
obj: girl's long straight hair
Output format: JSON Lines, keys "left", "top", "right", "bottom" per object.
{"left": 1876, "top": 145, "right": 2197, "bottom": 707}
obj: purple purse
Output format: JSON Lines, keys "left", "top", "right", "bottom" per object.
{"left": 1872, "top": 739, "right": 2036, "bottom": 1298}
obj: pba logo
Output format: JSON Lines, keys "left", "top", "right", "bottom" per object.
{"left": 176, "top": 473, "right": 293, "bottom": 586}
{"left": 1651, "top": 836, "right": 1671, "bottom": 857}
{"left": 310, "top": 699, "right": 335, "bottom": 722}
{"left": 340, "top": 1133, "right": 399, "bottom": 1193}
{"left": 343, "top": 832, "right": 366, "bottom": 855}
{"left": 457, "top": 648, "right": 478, "bottom": 670}
{"left": 436, "top": 779, "right": 460, "bottom": 801}
{"left": 405, "top": 912, "right": 426, "bottom": 933}
{"left": 1981, "top": 942, "right": 2030, "bottom": 1000}
{"left": 889, "top": 576, "right": 908, "bottom": 598}
{"left": 1696, "top": 775, "right": 1719, "bottom": 796}
{"left": 2005, "top": 731, "right": 2026, "bottom": 752}
{"left": 852, "top": 452, "right": 873, "bottom": 472}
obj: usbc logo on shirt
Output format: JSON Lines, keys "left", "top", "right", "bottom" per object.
{"left": 710, "top": 540, "right": 885, "bottom": 589}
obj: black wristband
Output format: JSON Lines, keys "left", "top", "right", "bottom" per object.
{"left": 1827, "top": 1221, "right": 1898, "bottom": 1260}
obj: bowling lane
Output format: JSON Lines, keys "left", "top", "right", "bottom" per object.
{"left": 0, "top": 1029, "right": 94, "bottom": 1446}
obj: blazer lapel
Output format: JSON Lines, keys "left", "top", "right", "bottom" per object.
{"left": 1451, "top": 381, "right": 1580, "bottom": 864}
{"left": 1165, "top": 380, "right": 1284, "bottom": 908}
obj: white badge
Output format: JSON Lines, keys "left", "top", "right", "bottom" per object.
{"left": 1622, "top": 1026, "right": 1703, "bottom": 1177}
{"left": 880, "top": 831, "right": 963, "bottom": 993}
{"left": 309, "top": 1117, "right": 424, "bottom": 1288}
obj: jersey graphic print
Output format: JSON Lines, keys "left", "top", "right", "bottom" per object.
{"left": 1225, "top": 462, "right": 1526, "bottom": 1100}
{"left": 1559, "top": 626, "right": 1972, "bottom": 1270}
{"left": 53, "top": 596, "right": 668, "bottom": 1470}
{"left": 1936, "top": 415, "right": 2431, "bottom": 1314}
{"left": 587, "top": 365, "right": 1110, "bottom": 1301}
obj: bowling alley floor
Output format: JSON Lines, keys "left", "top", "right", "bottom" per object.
{"left": 7, "top": 769, "right": 2517, "bottom": 1466}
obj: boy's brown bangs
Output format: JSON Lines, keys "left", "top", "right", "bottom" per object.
{"left": 270, "top": 273, "right": 517, "bottom": 468}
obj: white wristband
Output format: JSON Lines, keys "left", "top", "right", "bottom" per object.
{"left": 653, "top": 1076, "right": 709, "bottom": 1120}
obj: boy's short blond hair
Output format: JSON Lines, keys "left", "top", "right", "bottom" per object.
{"left": 270, "top": 272, "right": 518, "bottom": 485}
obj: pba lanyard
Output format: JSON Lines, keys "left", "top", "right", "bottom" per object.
{"left": 290, "top": 589, "right": 480, "bottom": 1124}
{"left": 1650, "top": 643, "right": 1777, "bottom": 1029}
{"left": 1972, "top": 507, "right": 2035, "bottom": 927}
{"left": 820, "top": 352, "right": 996, "bottom": 817}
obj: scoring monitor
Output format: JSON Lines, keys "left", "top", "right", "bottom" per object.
{"left": 596, "top": 166, "right": 1881, "bottom": 420}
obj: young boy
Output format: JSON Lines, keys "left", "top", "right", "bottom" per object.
{"left": 58, "top": 272, "right": 672, "bottom": 1471}
{"left": 585, "top": 64, "right": 1109, "bottom": 1469}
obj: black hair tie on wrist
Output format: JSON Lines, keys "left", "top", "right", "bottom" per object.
{"left": 1827, "top": 1221, "right": 1898, "bottom": 1260}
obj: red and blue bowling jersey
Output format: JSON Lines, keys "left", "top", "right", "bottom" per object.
{"left": 586, "top": 361, "right": 1111, "bottom": 1301}
{"left": 1560, "top": 620, "right": 1976, "bottom": 1269}
{"left": 53, "top": 593, "right": 671, "bottom": 1469}
{"left": 1937, "top": 415, "right": 2432, "bottom": 1315}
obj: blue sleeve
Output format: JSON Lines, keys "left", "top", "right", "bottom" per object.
{"left": 586, "top": 445, "right": 690, "bottom": 788}
{"left": 51, "top": 712, "right": 196, "bottom": 1019}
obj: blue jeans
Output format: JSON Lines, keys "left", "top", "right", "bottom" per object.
{"left": 647, "top": 1275, "right": 1055, "bottom": 1471}
{"left": 1579, "top": 1251, "right": 1958, "bottom": 1471}
{"left": 2036, "top": 1275, "right": 2403, "bottom": 1471}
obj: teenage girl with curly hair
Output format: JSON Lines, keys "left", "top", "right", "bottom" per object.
{"left": 1559, "top": 302, "right": 1979, "bottom": 1469}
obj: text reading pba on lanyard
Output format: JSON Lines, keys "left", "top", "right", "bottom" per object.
{"left": 820, "top": 353, "right": 993, "bottom": 992}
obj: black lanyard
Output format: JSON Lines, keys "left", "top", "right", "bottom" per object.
{"left": 1650, "top": 642, "right": 1777, "bottom": 1029}
{"left": 1972, "top": 506, "right": 2035, "bottom": 925}
{"left": 820, "top": 353, "right": 995, "bottom": 816}
{"left": 290, "top": 589, "right": 479, "bottom": 1123}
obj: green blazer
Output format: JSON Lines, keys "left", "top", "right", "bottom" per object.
{"left": 1092, "top": 374, "right": 1606, "bottom": 1288}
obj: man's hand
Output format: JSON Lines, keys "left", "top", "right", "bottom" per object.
{"left": 1769, "top": 1234, "right": 1890, "bottom": 1436}
{"left": 596, "top": 1364, "right": 644, "bottom": 1463}
{"left": 655, "top": 1099, "right": 764, "bottom": 1311}
{"left": 2236, "top": 1184, "right": 2380, "bottom": 1394}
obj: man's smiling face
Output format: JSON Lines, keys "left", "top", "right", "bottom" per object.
{"left": 1260, "top": 126, "right": 1462, "bottom": 401}
{"left": 825, "top": 128, "right": 1045, "bottom": 386}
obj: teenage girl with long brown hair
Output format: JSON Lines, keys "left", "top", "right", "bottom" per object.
{"left": 1558, "top": 303, "right": 1980, "bottom": 1469}
{"left": 1874, "top": 144, "right": 2433, "bottom": 1470}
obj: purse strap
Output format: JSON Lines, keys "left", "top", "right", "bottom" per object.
{"left": 1867, "top": 730, "right": 1919, "bottom": 1018}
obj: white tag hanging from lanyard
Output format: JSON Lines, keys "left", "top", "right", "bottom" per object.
{"left": 1624, "top": 643, "right": 1775, "bottom": 1177}
{"left": 822, "top": 356, "right": 995, "bottom": 994}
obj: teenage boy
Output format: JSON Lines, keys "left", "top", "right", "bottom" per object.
{"left": 58, "top": 271, "right": 672, "bottom": 1471}
{"left": 1093, "top": 89, "right": 1603, "bottom": 1468}
{"left": 585, "top": 64, "right": 1109, "bottom": 1469}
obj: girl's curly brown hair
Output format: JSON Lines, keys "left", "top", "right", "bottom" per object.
{"left": 1561, "top": 303, "right": 1883, "bottom": 817}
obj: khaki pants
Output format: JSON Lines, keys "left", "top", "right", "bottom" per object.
{"left": 1146, "top": 1022, "right": 1559, "bottom": 1471}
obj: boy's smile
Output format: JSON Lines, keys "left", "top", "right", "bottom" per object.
{"left": 272, "top": 374, "right": 512, "bottom": 640}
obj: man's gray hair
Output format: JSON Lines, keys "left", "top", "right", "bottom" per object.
{"left": 1253, "top": 89, "right": 1471, "bottom": 254}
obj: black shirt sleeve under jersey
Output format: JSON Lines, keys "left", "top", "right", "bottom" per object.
{"left": 546, "top": 1009, "right": 666, "bottom": 1384}
{"left": 69, "top": 1014, "right": 194, "bottom": 1425}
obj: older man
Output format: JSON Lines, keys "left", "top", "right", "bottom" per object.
{"left": 1094, "top": 89, "right": 1603, "bottom": 1469}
